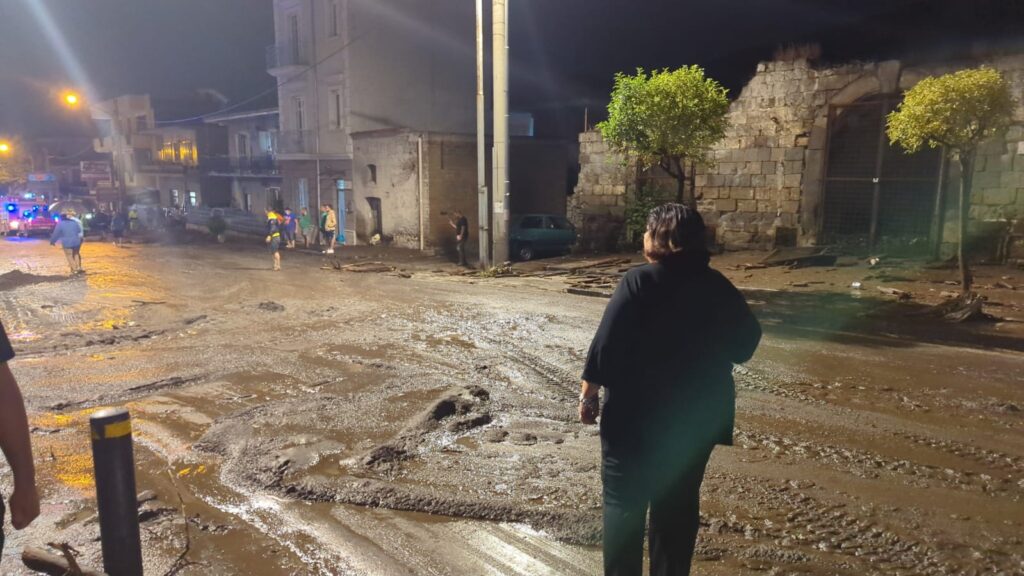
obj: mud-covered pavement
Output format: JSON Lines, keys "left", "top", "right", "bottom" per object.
{"left": 1, "top": 236, "right": 1022, "bottom": 575}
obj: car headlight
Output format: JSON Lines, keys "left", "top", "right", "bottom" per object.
{"left": 10, "top": 221, "right": 19, "bottom": 229}
{"left": 85, "top": 213, "right": 94, "bottom": 219}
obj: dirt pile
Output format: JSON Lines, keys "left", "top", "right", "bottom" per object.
{"left": 0, "top": 269, "right": 66, "bottom": 291}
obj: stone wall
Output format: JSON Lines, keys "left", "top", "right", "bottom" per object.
{"left": 573, "top": 54, "right": 1024, "bottom": 251}
{"left": 569, "top": 131, "right": 633, "bottom": 251}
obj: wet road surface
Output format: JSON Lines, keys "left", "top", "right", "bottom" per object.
{"left": 1, "top": 236, "right": 1022, "bottom": 575}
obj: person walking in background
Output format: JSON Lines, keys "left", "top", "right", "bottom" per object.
{"left": 0, "top": 320, "right": 41, "bottom": 556}
{"left": 448, "top": 209, "right": 469, "bottom": 266}
{"left": 110, "top": 210, "right": 127, "bottom": 247}
{"left": 322, "top": 203, "right": 338, "bottom": 255}
{"left": 128, "top": 207, "right": 139, "bottom": 232}
{"left": 579, "top": 203, "right": 761, "bottom": 576}
{"left": 298, "top": 207, "right": 313, "bottom": 249}
{"left": 282, "top": 208, "right": 297, "bottom": 249}
{"left": 50, "top": 212, "right": 84, "bottom": 275}
{"left": 265, "top": 207, "right": 283, "bottom": 271}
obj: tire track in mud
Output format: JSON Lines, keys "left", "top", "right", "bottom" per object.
{"left": 893, "top": 430, "right": 1024, "bottom": 477}
{"left": 734, "top": 428, "right": 1024, "bottom": 498}
{"left": 703, "top": 473, "right": 1023, "bottom": 575}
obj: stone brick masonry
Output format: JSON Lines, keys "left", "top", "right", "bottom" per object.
{"left": 572, "top": 54, "right": 1024, "bottom": 251}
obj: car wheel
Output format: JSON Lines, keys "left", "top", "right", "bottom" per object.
{"left": 517, "top": 243, "right": 534, "bottom": 261}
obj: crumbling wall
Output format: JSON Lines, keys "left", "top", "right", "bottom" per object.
{"left": 569, "top": 131, "right": 633, "bottom": 252}
{"left": 573, "top": 54, "right": 1024, "bottom": 252}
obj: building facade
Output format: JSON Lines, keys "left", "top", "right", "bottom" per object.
{"left": 572, "top": 54, "right": 1024, "bottom": 254}
{"left": 91, "top": 94, "right": 229, "bottom": 208}
{"left": 205, "top": 108, "right": 283, "bottom": 213}
{"left": 268, "top": 0, "right": 476, "bottom": 235}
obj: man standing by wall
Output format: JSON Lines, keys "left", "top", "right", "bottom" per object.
{"left": 0, "top": 320, "right": 40, "bottom": 557}
{"left": 449, "top": 209, "right": 469, "bottom": 267}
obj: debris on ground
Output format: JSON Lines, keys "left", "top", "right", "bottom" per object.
{"left": 933, "top": 293, "right": 998, "bottom": 323}
{"left": 877, "top": 286, "right": 912, "bottom": 301}
{"left": 330, "top": 261, "right": 395, "bottom": 273}
{"left": 23, "top": 543, "right": 104, "bottom": 576}
{"left": 760, "top": 247, "right": 838, "bottom": 268}
{"left": 0, "top": 269, "right": 67, "bottom": 291}
{"left": 257, "top": 301, "right": 285, "bottom": 312}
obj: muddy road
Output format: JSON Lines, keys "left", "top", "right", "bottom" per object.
{"left": 1, "top": 236, "right": 1022, "bottom": 575}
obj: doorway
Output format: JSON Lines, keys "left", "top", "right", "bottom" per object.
{"left": 336, "top": 179, "right": 349, "bottom": 244}
{"left": 366, "top": 197, "right": 382, "bottom": 237}
{"left": 821, "top": 94, "right": 943, "bottom": 249}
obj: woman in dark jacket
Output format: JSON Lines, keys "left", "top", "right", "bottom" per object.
{"left": 579, "top": 203, "right": 761, "bottom": 576}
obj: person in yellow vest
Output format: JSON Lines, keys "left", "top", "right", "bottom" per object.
{"left": 265, "top": 207, "right": 282, "bottom": 271}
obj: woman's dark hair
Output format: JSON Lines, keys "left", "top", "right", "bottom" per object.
{"left": 644, "top": 203, "right": 707, "bottom": 262}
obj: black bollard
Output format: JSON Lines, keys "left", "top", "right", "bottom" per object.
{"left": 89, "top": 408, "right": 144, "bottom": 576}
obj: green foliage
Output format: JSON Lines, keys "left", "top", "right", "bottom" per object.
{"left": 207, "top": 214, "right": 227, "bottom": 237}
{"left": 887, "top": 67, "right": 1015, "bottom": 154}
{"left": 598, "top": 66, "right": 730, "bottom": 171}
{"left": 0, "top": 142, "right": 31, "bottom": 184}
{"left": 623, "top": 185, "right": 670, "bottom": 247}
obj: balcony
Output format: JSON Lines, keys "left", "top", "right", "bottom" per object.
{"left": 266, "top": 44, "right": 309, "bottom": 73}
{"left": 206, "top": 154, "right": 280, "bottom": 176}
{"left": 277, "top": 130, "right": 315, "bottom": 155}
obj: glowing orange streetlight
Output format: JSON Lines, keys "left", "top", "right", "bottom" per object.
{"left": 0, "top": 141, "right": 11, "bottom": 154}
{"left": 61, "top": 91, "right": 81, "bottom": 109}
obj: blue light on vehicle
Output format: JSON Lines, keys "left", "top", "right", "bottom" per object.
{"left": 53, "top": 214, "right": 60, "bottom": 222}
{"left": 5, "top": 203, "right": 15, "bottom": 213}
{"left": 22, "top": 210, "right": 32, "bottom": 218}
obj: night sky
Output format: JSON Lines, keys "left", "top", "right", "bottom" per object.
{"left": 0, "top": 0, "right": 1021, "bottom": 139}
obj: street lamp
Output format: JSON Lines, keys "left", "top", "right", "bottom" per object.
{"left": 63, "top": 91, "right": 80, "bottom": 108}
{"left": 0, "top": 141, "right": 10, "bottom": 155}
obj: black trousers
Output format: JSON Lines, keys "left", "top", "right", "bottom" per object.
{"left": 602, "top": 438, "right": 712, "bottom": 576}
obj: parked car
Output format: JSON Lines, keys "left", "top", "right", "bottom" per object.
{"left": 509, "top": 213, "right": 577, "bottom": 261}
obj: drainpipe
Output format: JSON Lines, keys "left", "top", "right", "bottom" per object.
{"left": 418, "top": 135, "right": 425, "bottom": 251}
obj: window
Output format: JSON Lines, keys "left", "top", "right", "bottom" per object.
{"left": 328, "top": 0, "right": 340, "bottom": 37}
{"left": 244, "top": 192, "right": 252, "bottom": 213}
{"left": 520, "top": 216, "right": 543, "bottom": 229}
{"left": 135, "top": 115, "right": 149, "bottom": 131}
{"left": 328, "top": 88, "right": 343, "bottom": 130}
{"left": 258, "top": 130, "right": 275, "bottom": 154}
{"left": 171, "top": 189, "right": 180, "bottom": 206}
{"left": 188, "top": 191, "right": 197, "bottom": 207}
{"left": 298, "top": 178, "right": 309, "bottom": 209}
{"left": 293, "top": 96, "right": 305, "bottom": 131}
{"left": 367, "top": 164, "right": 377, "bottom": 184}
{"left": 236, "top": 133, "right": 250, "bottom": 159}
{"left": 288, "top": 13, "right": 301, "bottom": 61}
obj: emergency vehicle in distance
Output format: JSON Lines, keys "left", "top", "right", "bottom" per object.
{"left": 2, "top": 193, "right": 57, "bottom": 237}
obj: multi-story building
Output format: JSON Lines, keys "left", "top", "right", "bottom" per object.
{"left": 205, "top": 106, "right": 283, "bottom": 213}
{"left": 91, "top": 94, "right": 229, "bottom": 208}
{"left": 268, "top": 0, "right": 475, "bottom": 238}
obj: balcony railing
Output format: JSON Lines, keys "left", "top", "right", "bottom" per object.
{"left": 266, "top": 44, "right": 308, "bottom": 70}
{"left": 277, "top": 130, "right": 315, "bottom": 155}
{"left": 206, "top": 155, "right": 279, "bottom": 176}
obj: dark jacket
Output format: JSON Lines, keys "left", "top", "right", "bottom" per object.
{"left": 582, "top": 253, "right": 761, "bottom": 450}
{"left": 49, "top": 219, "right": 83, "bottom": 249}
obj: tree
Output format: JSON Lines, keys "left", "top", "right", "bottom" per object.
{"left": 887, "top": 67, "right": 1015, "bottom": 295}
{"left": 598, "top": 66, "right": 730, "bottom": 207}
{"left": 0, "top": 139, "right": 31, "bottom": 185}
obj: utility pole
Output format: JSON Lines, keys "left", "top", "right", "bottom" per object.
{"left": 476, "top": 0, "right": 491, "bottom": 268}
{"left": 113, "top": 98, "right": 127, "bottom": 210}
{"left": 491, "top": 0, "right": 510, "bottom": 264}
{"left": 311, "top": 0, "right": 323, "bottom": 216}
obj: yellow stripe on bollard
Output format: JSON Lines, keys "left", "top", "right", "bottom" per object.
{"left": 91, "top": 419, "right": 132, "bottom": 441}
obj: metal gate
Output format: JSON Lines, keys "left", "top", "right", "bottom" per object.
{"left": 821, "top": 95, "right": 944, "bottom": 250}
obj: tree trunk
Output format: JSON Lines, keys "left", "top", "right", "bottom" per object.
{"left": 957, "top": 153, "right": 975, "bottom": 295}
